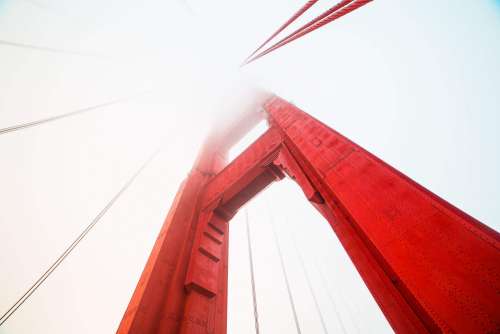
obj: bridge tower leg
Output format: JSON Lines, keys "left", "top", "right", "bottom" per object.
{"left": 118, "top": 95, "right": 500, "bottom": 334}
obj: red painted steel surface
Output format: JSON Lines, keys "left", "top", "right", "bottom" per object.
{"left": 118, "top": 94, "right": 500, "bottom": 334}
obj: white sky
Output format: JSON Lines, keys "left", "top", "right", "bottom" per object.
{"left": 0, "top": 0, "right": 499, "bottom": 333}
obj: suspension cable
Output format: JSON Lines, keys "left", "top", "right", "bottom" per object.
{"left": 0, "top": 149, "right": 160, "bottom": 327}
{"left": 245, "top": 209, "right": 260, "bottom": 334}
{"left": 293, "top": 237, "right": 329, "bottom": 334}
{"left": 269, "top": 213, "right": 302, "bottom": 334}
{"left": 245, "top": 0, "right": 373, "bottom": 65}
{"left": 245, "top": 0, "right": 354, "bottom": 64}
{"left": 315, "top": 262, "right": 348, "bottom": 334}
{"left": 0, "top": 90, "right": 151, "bottom": 136}
{"left": 244, "top": 0, "right": 320, "bottom": 63}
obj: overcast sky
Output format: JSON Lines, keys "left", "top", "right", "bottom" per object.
{"left": 1, "top": 0, "right": 499, "bottom": 333}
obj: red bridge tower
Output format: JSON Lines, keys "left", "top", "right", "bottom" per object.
{"left": 117, "top": 94, "right": 500, "bottom": 334}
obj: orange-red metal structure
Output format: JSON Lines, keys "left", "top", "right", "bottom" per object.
{"left": 117, "top": 94, "right": 500, "bottom": 334}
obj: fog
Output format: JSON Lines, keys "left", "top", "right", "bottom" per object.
{"left": 1, "top": 0, "right": 499, "bottom": 333}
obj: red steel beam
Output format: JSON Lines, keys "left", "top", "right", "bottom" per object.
{"left": 117, "top": 94, "right": 500, "bottom": 334}
{"left": 265, "top": 96, "right": 500, "bottom": 333}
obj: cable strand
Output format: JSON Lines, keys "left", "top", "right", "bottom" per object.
{"left": 269, "top": 212, "right": 302, "bottom": 334}
{"left": 293, "top": 236, "right": 329, "bottom": 334}
{"left": 0, "top": 149, "right": 160, "bottom": 327}
{"left": 0, "top": 90, "right": 151, "bottom": 136}
{"left": 245, "top": 0, "right": 373, "bottom": 65}
{"left": 315, "top": 263, "right": 348, "bottom": 334}
{"left": 243, "top": 0, "right": 320, "bottom": 64}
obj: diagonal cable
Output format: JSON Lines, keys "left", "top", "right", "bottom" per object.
{"left": 0, "top": 90, "right": 151, "bottom": 136}
{"left": 0, "top": 149, "right": 160, "bottom": 327}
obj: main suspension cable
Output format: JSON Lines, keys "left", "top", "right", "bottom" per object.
{"left": 245, "top": 0, "right": 373, "bottom": 65}
{"left": 293, "top": 237, "right": 329, "bottom": 334}
{"left": 269, "top": 213, "right": 302, "bottom": 334}
{"left": 245, "top": 209, "right": 260, "bottom": 334}
{"left": 244, "top": 0, "right": 320, "bottom": 63}
{"left": 0, "top": 149, "right": 160, "bottom": 327}
{"left": 0, "top": 90, "right": 151, "bottom": 136}
{"left": 245, "top": 0, "right": 354, "bottom": 64}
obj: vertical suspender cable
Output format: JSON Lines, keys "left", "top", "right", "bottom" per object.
{"left": 317, "top": 263, "right": 361, "bottom": 334}
{"left": 0, "top": 149, "right": 160, "bottom": 327}
{"left": 245, "top": 209, "right": 260, "bottom": 334}
{"left": 270, "top": 215, "right": 302, "bottom": 334}
{"left": 293, "top": 237, "right": 329, "bottom": 334}
{"left": 315, "top": 263, "right": 348, "bottom": 334}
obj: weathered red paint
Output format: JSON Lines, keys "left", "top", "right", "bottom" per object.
{"left": 118, "top": 95, "right": 500, "bottom": 334}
